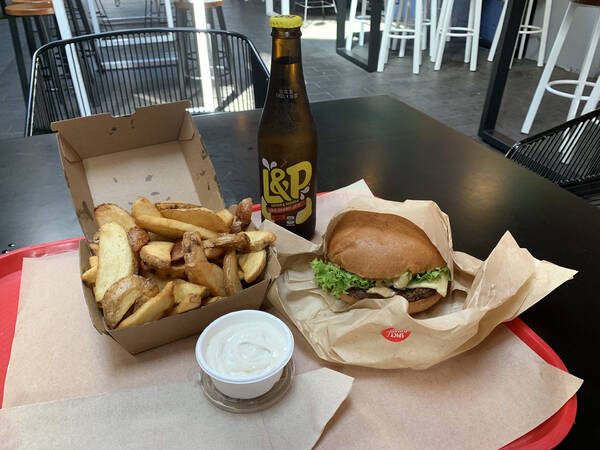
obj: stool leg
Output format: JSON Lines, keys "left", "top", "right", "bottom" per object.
{"left": 400, "top": 0, "right": 410, "bottom": 58}
{"left": 568, "top": 10, "right": 600, "bottom": 120}
{"left": 377, "top": 0, "right": 396, "bottom": 72}
{"left": 359, "top": 0, "right": 367, "bottom": 46}
{"left": 434, "top": 0, "right": 452, "bottom": 70}
{"left": 582, "top": 75, "right": 600, "bottom": 114}
{"left": 469, "top": 0, "right": 481, "bottom": 71}
{"left": 465, "top": 0, "right": 475, "bottom": 64}
{"left": 413, "top": 0, "right": 423, "bottom": 73}
{"left": 429, "top": 0, "right": 437, "bottom": 59}
{"left": 346, "top": 0, "right": 358, "bottom": 51}
{"left": 488, "top": 0, "right": 506, "bottom": 62}
{"left": 518, "top": 0, "right": 534, "bottom": 60}
{"left": 422, "top": 0, "right": 427, "bottom": 51}
{"left": 391, "top": 0, "right": 404, "bottom": 52}
{"left": 538, "top": 0, "right": 551, "bottom": 67}
{"left": 522, "top": 2, "right": 576, "bottom": 134}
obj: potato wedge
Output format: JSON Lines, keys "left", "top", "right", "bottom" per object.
{"left": 94, "top": 203, "right": 136, "bottom": 231}
{"left": 242, "top": 231, "right": 277, "bottom": 252}
{"left": 135, "top": 215, "right": 219, "bottom": 240}
{"left": 95, "top": 223, "right": 138, "bottom": 304}
{"left": 173, "top": 279, "right": 210, "bottom": 304}
{"left": 118, "top": 282, "right": 175, "bottom": 328}
{"left": 140, "top": 260, "right": 186, "bottom": 279}
{"left": 230, "top": 217, "right": 243, "bottom": 234}
{"left": 127, "top": 227, "right": 150, "bottom": 252}
{"left": 102, "top": 275, "right": 146, "bottom": 329}
{"left": 183, "top": 231, "right": 226, "bottom": 296}
{"left": 81, "top": 265, "right": 97, "bottom": 285}
{"left": 205, "top": 247, "right": 224, "bottom": 261}
{"left": 203, "top": 296, "right": 223, "bottom": 305}
{"left": 155, "top": 201, "right": 201, "bottom": 211}
{"left": 140, "top": 241, "right": 174, "bottom": 270}
{"left": 223, "top": 249, "right": 243, "bottom": 295}
{"left": 170, "top": 299, "right": 203, "bottom": 315}
{"left": 89, "top": 255, "right": 98, "bottom": 268}
{"left": 134, "top": 277, "right": 161, "bottom": 311}
{"left": 89, "top": 243, "right": 99, "bottom": 255}
{"left": 161, "top": 207, "right": 229, "bottom": 233}
{"left": 235, "top": 197, "right": 253, "bottom": 229}
{"left": 215, "top": 209, "right": 234, "bottom": 228}
{"left": 202, "top": 233, "right": 250, "bottom": 251}
{"left": 138, "top": 273, "right": 171, "bottom": 293}
{"left": 132, "top": 197, "right": 162, "bottom": 218}
{"left": 171, "top": 239, "right": 184, "bottom": 263}
{"left": 238, "top": 250, "right": 267, "bottom": 283}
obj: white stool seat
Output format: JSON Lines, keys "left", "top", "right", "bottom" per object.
{"left": 522, "top": 1, "right": 600, "bottom": 134}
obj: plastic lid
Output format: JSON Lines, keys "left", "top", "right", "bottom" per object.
{"left": 269, "top": 15, "right": 303, "bottom": 28}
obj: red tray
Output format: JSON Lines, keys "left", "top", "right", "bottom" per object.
{"left": 0, "top": 236, "right": 577, "bottom": 449}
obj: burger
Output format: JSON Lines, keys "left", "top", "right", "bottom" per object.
{"left": 311, "top": 210, "right": 451, "bottom": 314}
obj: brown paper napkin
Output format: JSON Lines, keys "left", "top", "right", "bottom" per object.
{"left": 0, "top": 367, "right": 353, "bottom": 449}
{"left": 3, "top": 222, "right": 582, "bottom": 449}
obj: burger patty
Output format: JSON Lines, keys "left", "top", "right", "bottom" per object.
{"left": 346, "top": 286, "right": 437, "bottom": 302}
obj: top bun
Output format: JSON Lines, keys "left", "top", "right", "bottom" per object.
{"left": 327, "top": 211, "right": 445, "bottom": 279}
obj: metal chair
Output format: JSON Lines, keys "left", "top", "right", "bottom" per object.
{"left": 506, "top": 108, "right": 600, "bottom": 206}
{"left": 26, "top": 28, "right": 269, "bottom": 136}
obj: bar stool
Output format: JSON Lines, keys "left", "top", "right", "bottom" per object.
{"left": 345, "top": 0, "right": 372, "bottom": 51}
{"left": 377, "top": 0, "right": 425, "bottom": 74}
{"left": 522, "top": 0, "right": 600, "bottom": 134}
{"left": 174, "top": 0, "right": 227, "bottom": 29}
{"left": 295, "top": 0, "right": 337, "bottom": 24}
{"left": 488, "top": 0, "right": 552, "bottom": 67}
{"left": 5, "top": 2, "right": 56, "bottom": 102}
{"left": 433, "top": 0, "right": 482, "bottom": 71}
{"left": 391, "top": 0, "right": 438, "bottom": 60}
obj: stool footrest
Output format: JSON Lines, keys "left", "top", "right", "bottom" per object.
{"left": 546, "top": 79, "right": 596, "bottom": 100}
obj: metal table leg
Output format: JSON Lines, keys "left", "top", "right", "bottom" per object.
{"left": 478, "top": 0, "right": 527, "bottom": 152}
{"left": 336, "top": 0, "right": 383, "bottom": 72}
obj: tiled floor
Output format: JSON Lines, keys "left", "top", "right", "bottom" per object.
{"left": 0, "top": 0, "right": 586, "bottom": 145}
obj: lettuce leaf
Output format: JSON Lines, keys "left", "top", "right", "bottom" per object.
{"left": 412, "top": 266, "right": 451, "bottom": 282}
{"left": 311, "top": 259, "right": 374, "bottom": 298}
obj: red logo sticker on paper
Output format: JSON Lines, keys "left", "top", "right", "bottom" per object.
{"left": 381, "top": 328, "right": 411, "bottom": 342}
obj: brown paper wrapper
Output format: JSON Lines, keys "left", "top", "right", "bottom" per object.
{"left": 263, "top": 181, "right": 577, "bottom": 369}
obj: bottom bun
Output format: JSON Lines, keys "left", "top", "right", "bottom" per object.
{"left": 339, "top": 291, "right": 442, "bottom": 314}
{"left": 405, "top": 293, "right": 442, "bottom": 314}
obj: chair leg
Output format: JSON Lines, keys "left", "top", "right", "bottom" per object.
{"left": 488, "top": 0, "right": 507, "bottom": 62}
{"left": 346, "top": 0, "right": 358, "bottom": 51}
{"left": 465, "top": 0, "right": 475, "bottom": 64}
{"left": 429, "top": 0, "right": 437, "bottom": 59}
{"left": 522, "top": 2, "right": 576, "bottom": 134}
{"left": 469, "top": 0, "right": 481, "bottom": 71}
{"left": 538, "top": 0, "right": 552, "bottom": 67}
{"left": 421, "top": 0, "right": 427, "bottom": 51}
{"left": 359, "top": 0, "right": 367, "bottom": 46}
{"left": 568, "top": 10, "right": 600, "bottom": 120}
{"left": 517, "top": 0, "right": 534, "bottom": 60}
{"left": 434, "top": 0, "right": 452, "bottom": 70}
{"left": 377, "top": 0, "right": 396, "bottom": 72}
{"left": 304, "top": 0, "right": 308, "bottom": 23}
{"left": 391, "top": 0, "right": 403, "bottom": 51}
{"left": 413, "top": 0, "right": 423, "bottom": 73}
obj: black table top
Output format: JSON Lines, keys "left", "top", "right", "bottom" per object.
{"left": 1, "top": 95, "right": 598, "bottom": 446}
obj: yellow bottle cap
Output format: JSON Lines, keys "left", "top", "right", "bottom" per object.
{"left": 269, "top": 15, "right": 303, "bottom": 28}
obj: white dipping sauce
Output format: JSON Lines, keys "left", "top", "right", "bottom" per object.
{"left": 205, "top": 319, "right": 290, "bottom": 379}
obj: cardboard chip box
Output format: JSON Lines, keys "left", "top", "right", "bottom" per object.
{"left": 52, "top": 101, "right": 270, "bottom": 354}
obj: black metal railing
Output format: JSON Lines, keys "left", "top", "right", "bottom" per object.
{"left": 26, "top": 28, "right": 269, "bottom": 136}
{"left": 506, "top": 108, "right": 600, "bottom": 203}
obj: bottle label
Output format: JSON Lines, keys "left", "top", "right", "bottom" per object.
{"left": 260, "top": 158, "right": 313, "bottom": 226}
